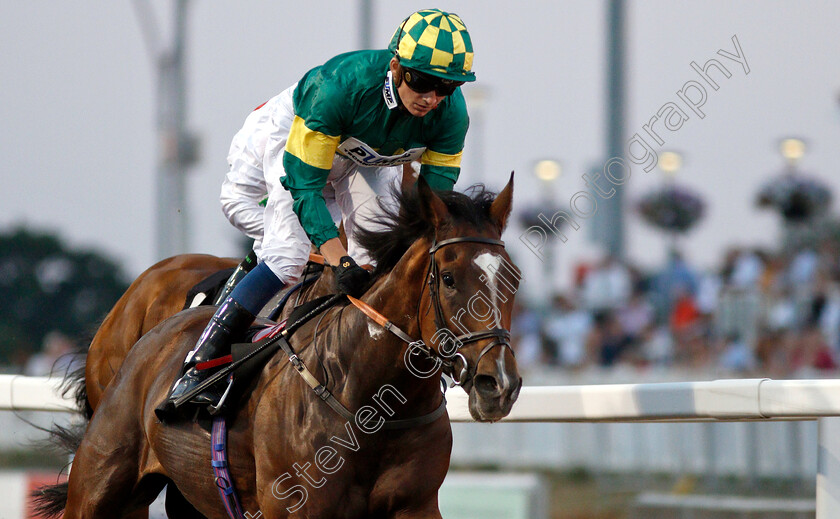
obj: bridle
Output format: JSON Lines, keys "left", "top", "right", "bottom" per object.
{"left": 349, "top": 235, "right": 515, "bottom": 388}
{"left": 412, "top": 236, "right": 514, "bottom": 387}
{"left": 425, "top": 236, "right": 513, "bottom": 386}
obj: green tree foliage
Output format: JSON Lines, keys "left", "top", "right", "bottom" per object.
{"left": 0, "top": 227, "right": 129, "bottom": 364}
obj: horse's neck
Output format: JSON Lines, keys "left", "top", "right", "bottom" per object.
{"left": 277, "top": 266, "right": 335, "bottom": 321}
{"left": 328, "top": 243, "right": 441, "bottom": 414}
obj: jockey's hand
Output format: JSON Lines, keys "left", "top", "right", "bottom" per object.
{"left": 334, "top": 256, "right": 370, "bottom": 297}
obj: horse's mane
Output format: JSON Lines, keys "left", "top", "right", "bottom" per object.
{"left": 355, "top": 184, "right": 498, "bottom": 277}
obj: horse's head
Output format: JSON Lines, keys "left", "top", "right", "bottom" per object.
{"left": 413, "top": 175, "right": 522, "bottom": 422}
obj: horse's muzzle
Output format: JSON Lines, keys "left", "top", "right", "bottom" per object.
{"left": 468, "top": 372, "right": 522, "bottom": 422}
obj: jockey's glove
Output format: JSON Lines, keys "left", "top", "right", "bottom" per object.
{"left": 334, "top": 256, "right": 371, "bottom": 297}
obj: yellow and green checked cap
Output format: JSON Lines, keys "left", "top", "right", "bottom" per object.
{"left": 388, "top": 8, "right": 476, "bottom": 82}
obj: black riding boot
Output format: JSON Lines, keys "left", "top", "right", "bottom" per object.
{"left": 155, "top": 297, "right": 255, "bottom": 419}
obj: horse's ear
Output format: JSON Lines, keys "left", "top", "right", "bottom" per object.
{"left": 417, "top": 176, "right": 450, "bottom": 229}
{"left": 489, "top": 172, "right": 515, "bottom": 232}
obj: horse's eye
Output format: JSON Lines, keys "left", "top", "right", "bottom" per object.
{"left": 441, "top": 272, "right": 455, "bottom": 288}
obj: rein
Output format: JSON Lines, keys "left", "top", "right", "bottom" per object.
{"left": 182, "top": 236, "right": 512, "bottom": 429}
{"left": 274, "top": 319, "right": 447, "bottom": 430}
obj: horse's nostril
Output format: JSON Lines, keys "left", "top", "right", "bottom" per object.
{"left": 474, "top": 374, "right": 498, "bottom": 395}
{"left": 510, "top": 377, "right": 523, "bottom": 401}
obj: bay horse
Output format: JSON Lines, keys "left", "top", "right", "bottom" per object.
{"left": 47, "top": 177, "right": 522, "bottom": 518}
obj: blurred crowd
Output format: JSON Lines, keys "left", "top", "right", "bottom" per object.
{"left": 9, "top": 240, "right": 840, "bottom": 381}
{"left": 512, "top": 241, "right": 840, "bottom": 378}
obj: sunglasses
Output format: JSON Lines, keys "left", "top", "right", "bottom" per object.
{"left": 402, "top": 67, "right": 464, "bottom": 96}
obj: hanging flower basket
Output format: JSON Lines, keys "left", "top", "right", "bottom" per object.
{"left": 637, "top": 185, "right": 705, "bottom": 234}
{"left": 756, "top": 174, "right": 832, "bottom": 223}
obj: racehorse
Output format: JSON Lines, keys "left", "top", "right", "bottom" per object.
{"left": 41, "top": 177, "right": 522, "bottom": 518}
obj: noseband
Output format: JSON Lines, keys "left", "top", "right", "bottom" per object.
{"left": 419, "top": 236, "right": 514, "bottom": 387}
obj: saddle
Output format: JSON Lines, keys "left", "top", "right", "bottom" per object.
{"left": 189, "top": 294, "right": 337, "bottom": 418}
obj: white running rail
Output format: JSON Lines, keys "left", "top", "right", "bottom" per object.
{"left": 4, "top": 375, "right": 840, "bottom": 517}
{"left": 0, "top": 375, "right": 75, "bottom": 412}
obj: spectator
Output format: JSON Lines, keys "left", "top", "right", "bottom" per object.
{"left": 695, "top": 271, "right": 722, "bottom": 317}
{"left": 618, "top": 289, "right": 655, "bottom": 347}
{"left": 651, "top": 249, "right": 698, "bottom": 321}
{"left": 788, "top": 248, "right": 819, "bottom": 287}
{"left": 765, "top": 287, "right": 798, "bottom": 332}
{"left": 818, "top": 280, "right": 840, "bottom": 352}
{"left": 670, "top": 289, "right": 701, "bottom": 335}
{"left": 729, "top": 248, "right": 765, "bottom": 289}
{"left": 718, "top": 333, "right": 756, "bottom": 373}
{"left": 510, "top": 301, "right": 544, "bottom": 368}
{"left": 590, "top": 311, "right": 633, "bottom": 367}
{"left": 581, "top": 255, "right": 632, "bottom": 312}
{"left": 543, "top": 295, "right": 593, "bottom": 368}
{"left": 790, "top": 325, "right": 837, "bottom": 374}
{"left": 24, "top": 331, "right": 81, "bottom": 377}
{"left": 669, "top": 288, "right": 705, "bottom": 365}
{"left": 640, "top": 324, "right": 675, "bottom": 366}
{"left": 507, "top": 237, "right": 840, "bottom": 377}
{"left": 760, "top": 254, "right": 787, "bottom": 294}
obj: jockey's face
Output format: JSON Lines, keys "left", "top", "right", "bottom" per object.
{"left": 390, "top": 58, "right": 447, "bottom": 117}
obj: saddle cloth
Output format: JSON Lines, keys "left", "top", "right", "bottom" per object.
{"left": 183, "top": 268, "right": 236, "bottom": 310}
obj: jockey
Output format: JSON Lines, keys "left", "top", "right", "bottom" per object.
{"left": 159, "top": 8, "right": 476, "bottom": 413}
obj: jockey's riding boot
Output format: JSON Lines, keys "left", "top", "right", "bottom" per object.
{"left": 156, "top": 296, "right": 255, "bottom": 418}
{"left": 213, "top": 250, "right": 258, "bottom": 305}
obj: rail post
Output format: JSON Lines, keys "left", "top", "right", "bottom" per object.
{"left": 817, "top": 417, "right": 840, "bottom": 518}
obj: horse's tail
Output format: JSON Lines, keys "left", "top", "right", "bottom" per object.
{"left": 60, "top": 355, "right": 93, "bottom": 420}
{"left": 31, "top": 481, "right": 70, "bottom": 519}
{"left": 31, "top": 348, "right": 91, "bottom": 516}
{"left": 29, "top": 407, "right": 86, "bottom": 518}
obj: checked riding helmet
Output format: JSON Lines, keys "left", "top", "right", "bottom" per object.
{"left": 388, "top": 8, "right": 476, "bottom": 83}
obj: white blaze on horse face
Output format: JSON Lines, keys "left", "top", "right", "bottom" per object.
{"left": 473, "top": 251, "right": 515, "bottom": 395}
{"left": 473, "top": 252, "right": 504, "bottom": 329}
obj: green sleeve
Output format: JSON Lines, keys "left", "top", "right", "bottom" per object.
{"left": 419, "top": 167, "right": 457, "bottom": 190}
{"left": 280, "top": 68, "right": 349, "bottom": 247}
{"left": 280, "top": 156, "right": 339, "bottom": 247}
